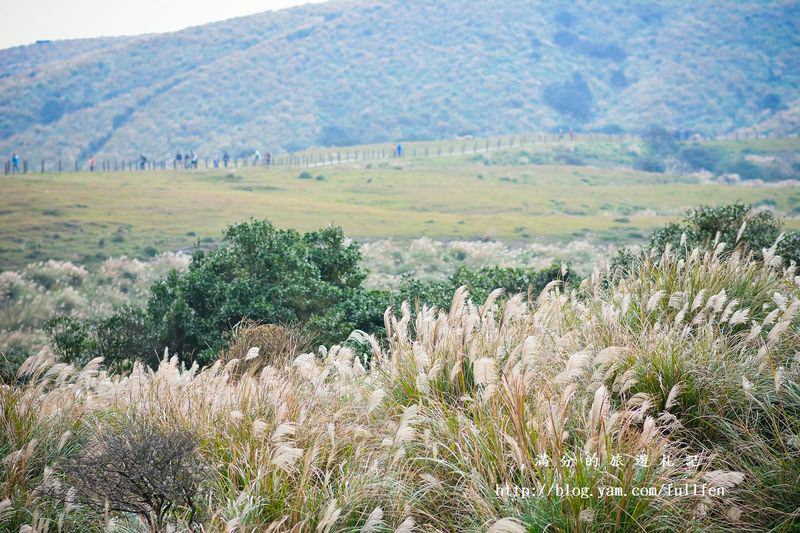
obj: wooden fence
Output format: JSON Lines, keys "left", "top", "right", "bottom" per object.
{"left": 3, "top": 130, "right": 797, "bottom": 175}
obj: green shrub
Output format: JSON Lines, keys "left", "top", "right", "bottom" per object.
{"left": 298, "top": 171, "right": 313, "bottom": 180}
{"left": 645, "top": 203, "right": 799, "bottom": 265}
{"left": 145, "top": 220, "right": 388, "bottom": 365}
{"left": 45, "top": 306, "right": 156, "bottom": 370}
{"left": 93, "top": 306, "right": 158, "bottom": 368}
{"left": 395, "top": 264, "right": 572, "bottom": 311}
{"left": 44, "top": 315, "right": 93, "bottom": 366}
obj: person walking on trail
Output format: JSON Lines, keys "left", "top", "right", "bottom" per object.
{"left": 184, "top": 153, "right": 190, "bottom": 169}
{"left": 139, "top": 154, "right": 147, "bottom": 170}
{"left": 223, "top": 152, "right": 230, "bottom": 168}
{"left": 88, "top": 155, "right": 96, "bottom": 172}
{"left": 175, "top": 152, "right": 183, "bottom": 169}
{"left": 213, "top": 155, "right": 219, "bottom": 168}
{"left": 396, "top": 143, "right": 403, "bottom": 158}
{"left": 569, "top": 128, "right": 575, "bottom": 141}
{"left": 191, "top": 152, "right": 199, "bottom": 169}
{"left": 253, "top": 150, "right": 261, "bottom": 166}
{"left": 11, "top": 153, "right": 20, "bottom": 173}
{"left": 265, "top": 152, "right": 271, "bottom": 166}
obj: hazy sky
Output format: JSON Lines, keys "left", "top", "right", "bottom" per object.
{"left": 0, "top": 0, "right": 329, "bottom": 50}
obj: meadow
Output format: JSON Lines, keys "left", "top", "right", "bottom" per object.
{"left": 2, "top": 136, "right": 800, "bottom": 531}
{"left": 1, "top": 138, "right": 799, "bottom": 271}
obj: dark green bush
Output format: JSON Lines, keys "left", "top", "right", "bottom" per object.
{"left": 395, "top": 264, "right": 572, "bottom": 311}
{"left": 145, "top": 220, "right": 388, "bottom": 365}
{"left": 647, "top": 203, "right": 799, "bottom": 265}
{"left": 93, "top": 306, "right": 159, "bottom": 368}
{"left": 45, "top": 306, "right": 157, "bottom": 370}
{"left": 44, "top": 315, "right": 93, "bottom": 366}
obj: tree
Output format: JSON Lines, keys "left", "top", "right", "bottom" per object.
{"left": 59, "top": 422, "right": 205, "bottom": 532}
{"left": 146, "top": 220, "right": 387, "bottom": 364}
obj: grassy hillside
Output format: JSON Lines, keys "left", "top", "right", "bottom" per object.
{"left": 0, "top": 0, "right": 798, "bottom": 161}
{"left": 1, "top": 138, "right": 799, "bottom": 271}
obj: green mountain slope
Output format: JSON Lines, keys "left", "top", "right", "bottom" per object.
{"left": 0, "top": 0, "right": 798, "bottom": 161}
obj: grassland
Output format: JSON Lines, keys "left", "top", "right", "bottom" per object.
{"left": 1, "top": 139, "right": 799, "bottom": 271}
{"left": 4, "top": 244, "right": 800, "bottom": 531}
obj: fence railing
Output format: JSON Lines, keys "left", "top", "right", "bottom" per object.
{"left": 3, "top": 130, "right": 797, "bottom": 175}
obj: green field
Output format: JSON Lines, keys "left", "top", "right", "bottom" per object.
{"left": 2, "top": 140, "right": 799, "bottom": 271}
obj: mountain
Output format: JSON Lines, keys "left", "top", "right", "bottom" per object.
{"left": 1, "top": 0, "right": 798, "bottom": 161}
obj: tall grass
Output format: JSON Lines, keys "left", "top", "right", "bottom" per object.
{"left": 1, "top": 238, "right": 798, "bottom": 531}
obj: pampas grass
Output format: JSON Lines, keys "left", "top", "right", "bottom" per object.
{"left": 1, "top": 239, "right": 798, "bottom": 531}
